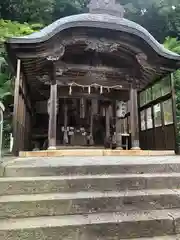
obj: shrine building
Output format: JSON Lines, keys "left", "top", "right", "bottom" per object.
{"left": 5, "top": 0, "right": 180, "bottom": 156}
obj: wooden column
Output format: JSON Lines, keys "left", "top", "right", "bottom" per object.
{"left": 48, "top": 64, "right": 57, "bottom": 150}
{"left": 116, "top": 101, "right": 122, "bottom": 149}
{"left": 116, "top": 119, "right": 122, "bottom": 149}
{"left": 64, "top": 101, "right": 68, "bottom": 128}
{"left": 130, "top": 88, "right": 141, "bottom": 149}
{"left": 89, "top": 100, "right": 94, "bottom": 145}
{"left": 13, "top": 59, "right": 21, "bottom": 155}
{"left": 105, "top": 105, "right": 110, "bottom": 141}
{"left": 20, "top": 79, "right": 32, "bottom": 151}
{"left": 171, "top": 73, "right": 179, "bottom": 154}
{"left": 63, "top": 100, "right": 68, "bottom": 145}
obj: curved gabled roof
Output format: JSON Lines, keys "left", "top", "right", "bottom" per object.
{"left": 7, "top": 13, "right": 180, "bottom": 61}
{"left": 6, "top": 9, "right": 180, "bottom": 101}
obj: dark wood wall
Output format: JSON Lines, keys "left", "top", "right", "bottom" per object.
{"left": 138, "top": 76, "right": 176, "bottom": 151}
{"left": 140, "top": 124, "right": 175, "bottom": 150}
{"left": 13, "top": 74, "right": 32, "bottom": 155}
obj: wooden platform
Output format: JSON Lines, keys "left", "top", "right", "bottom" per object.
{"left": 19, "top": 149, "right": 175, "bottom": 157}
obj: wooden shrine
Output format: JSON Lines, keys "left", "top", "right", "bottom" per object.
{"left": 5, "top": 0, "right": 180, "bottom": 155}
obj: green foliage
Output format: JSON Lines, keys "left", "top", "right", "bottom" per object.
{"left": 0, "top": 20, "right": 37, "bottom": 151}
{"left": 0, "top": 0, "right": 54, "bottom": 25}
{"left": 0, "top": 19, "right": 37, "bottom": 102}
{"left": 0, "top": 0, "right": 86, "bottom": 25}
{"left": 52, "top": 0, "right": 88, "bottom": 20}
{"left": 0, "top": 19, "right": 41, "bottom": 42}
{"left": 120, "top": 0, "right": 180, "bottom": 42}
{"left": 0, "top": 54, "right": 13, "bottom": 103}
{"left": 164, "top": 37, "right": 180, "bottom": 53}
{"left": 173, "top": 70, "right": 180, "bottom": 149}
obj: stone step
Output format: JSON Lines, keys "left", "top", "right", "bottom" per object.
{"left": 130, "top": 236, "right": 180, "bottom": 240}
{"left": 1, "top": 173, "right": 180, "bottom": 195}
{"left": 0, "top": 209, "right": 179, "bottom": 239}
{"left": 4, "top": 156, "right": 180, "bottom": 177}
{"left": 1, "top": 189, "right": 180, "bottom": 218}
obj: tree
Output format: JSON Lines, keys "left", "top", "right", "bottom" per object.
{"left": 167, "top": 6, "right": 180, "bottom": 38}
{"left": 53, "top": 0, "right": 180, "bottom": 42}
{"left": 0, "top": 20, "right": 37, "bottom": 99}
{"left": 52, "top": 0, "right": 87, "bottom": 20}
{"left": 0, "top": 0, "right": 87, "bottom": 24}
{"left": 0, "top": 0, "right": 54, "bottom": 24}
{"left": 121, "top": 0, "right": 180, "bottom": 42}
{"left": 0, "top": 19, "right": 38, "bottom": 150}
{"left": 0, "top": 19, "right": 39, "bottom": 102}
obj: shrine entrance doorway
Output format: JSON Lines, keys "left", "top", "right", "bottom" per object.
{"left": 52, "top": 95, "right": 129, "bottom": 150}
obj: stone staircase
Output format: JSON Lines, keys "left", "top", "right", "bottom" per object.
{"left": 1, "top": 156, "right": 180, "bottom": 239}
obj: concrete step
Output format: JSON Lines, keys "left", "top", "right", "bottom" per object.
{"left": 4, "top": 156, "right": 180, "bottom": 177}
{"left": 130, "top": 236, "right": 180, "bottom": 240}
{"left": 1, "top": 173, "right": 180, "bottom": 195}
{"left": 1, "top": 189, "right": 180, "bottom": 218}
{"left": 0, "top": 209, "right": 179, "bottom": 239}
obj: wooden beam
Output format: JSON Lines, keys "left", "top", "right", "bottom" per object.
{"left": 160, "top": 66, "right": 176, "bottom": 72}
{"left": 25, "top": 86, "right": 131, "bottom": 102}
{"left": 41, "top": 76, "right": 133, "bottom": 87}
{"left": 25, "top": 63, "right": 141, "bottom": 79}
{"left": 15, "top": 44, "right": 65, "bottom": 59}
{"left": 56, "top": 63, "right": 140, "bottom": 76}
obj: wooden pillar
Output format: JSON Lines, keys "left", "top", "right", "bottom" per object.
{"left": 21, "top": 82, "right": 26, "bottom": 151}
{"left": 64, "top": 101, "right": 68, "bottom": 129}
{"left": 18, "top": 94, "right": 22, "bottom": 151}
{"left": 89, "top": 100, "right": 94, "bottom": 145}
{"left": 63, "top": 100, "right": 68, "bottom": 145}
{"left": 116, "top": 101, "right": 122, "bottom": 149}
{"left": 13, "top": 59, "right": 21, "bottom": 155}
{"left": 105, "top": 105, "right": 110, "bottom": 141}
{"left": 130, "top": 88, "right": 141, "bottom": 149}
{"left": 160, "top": 101, "right": 166, "bottom": 150}
{"left": 116, "top": 119, "right": 123, "bottom": 149}
{"left": 171, "top": 73, "right": 179, "bottom": 154}
{"left": 48, "top": 64, "right": 57, "bottom": 150}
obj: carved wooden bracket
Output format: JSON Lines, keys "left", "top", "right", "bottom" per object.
{"left": 37, "top": 75, "right": 51, "bottom": 84}
{"left": 85, "top": 39, "right": 119, "bottom": 53}
{"left": 61, "top": 38, "right": 119, "bottom": 53}
{"left": 46, "top": 44, "right": 65, "bottom": 62}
